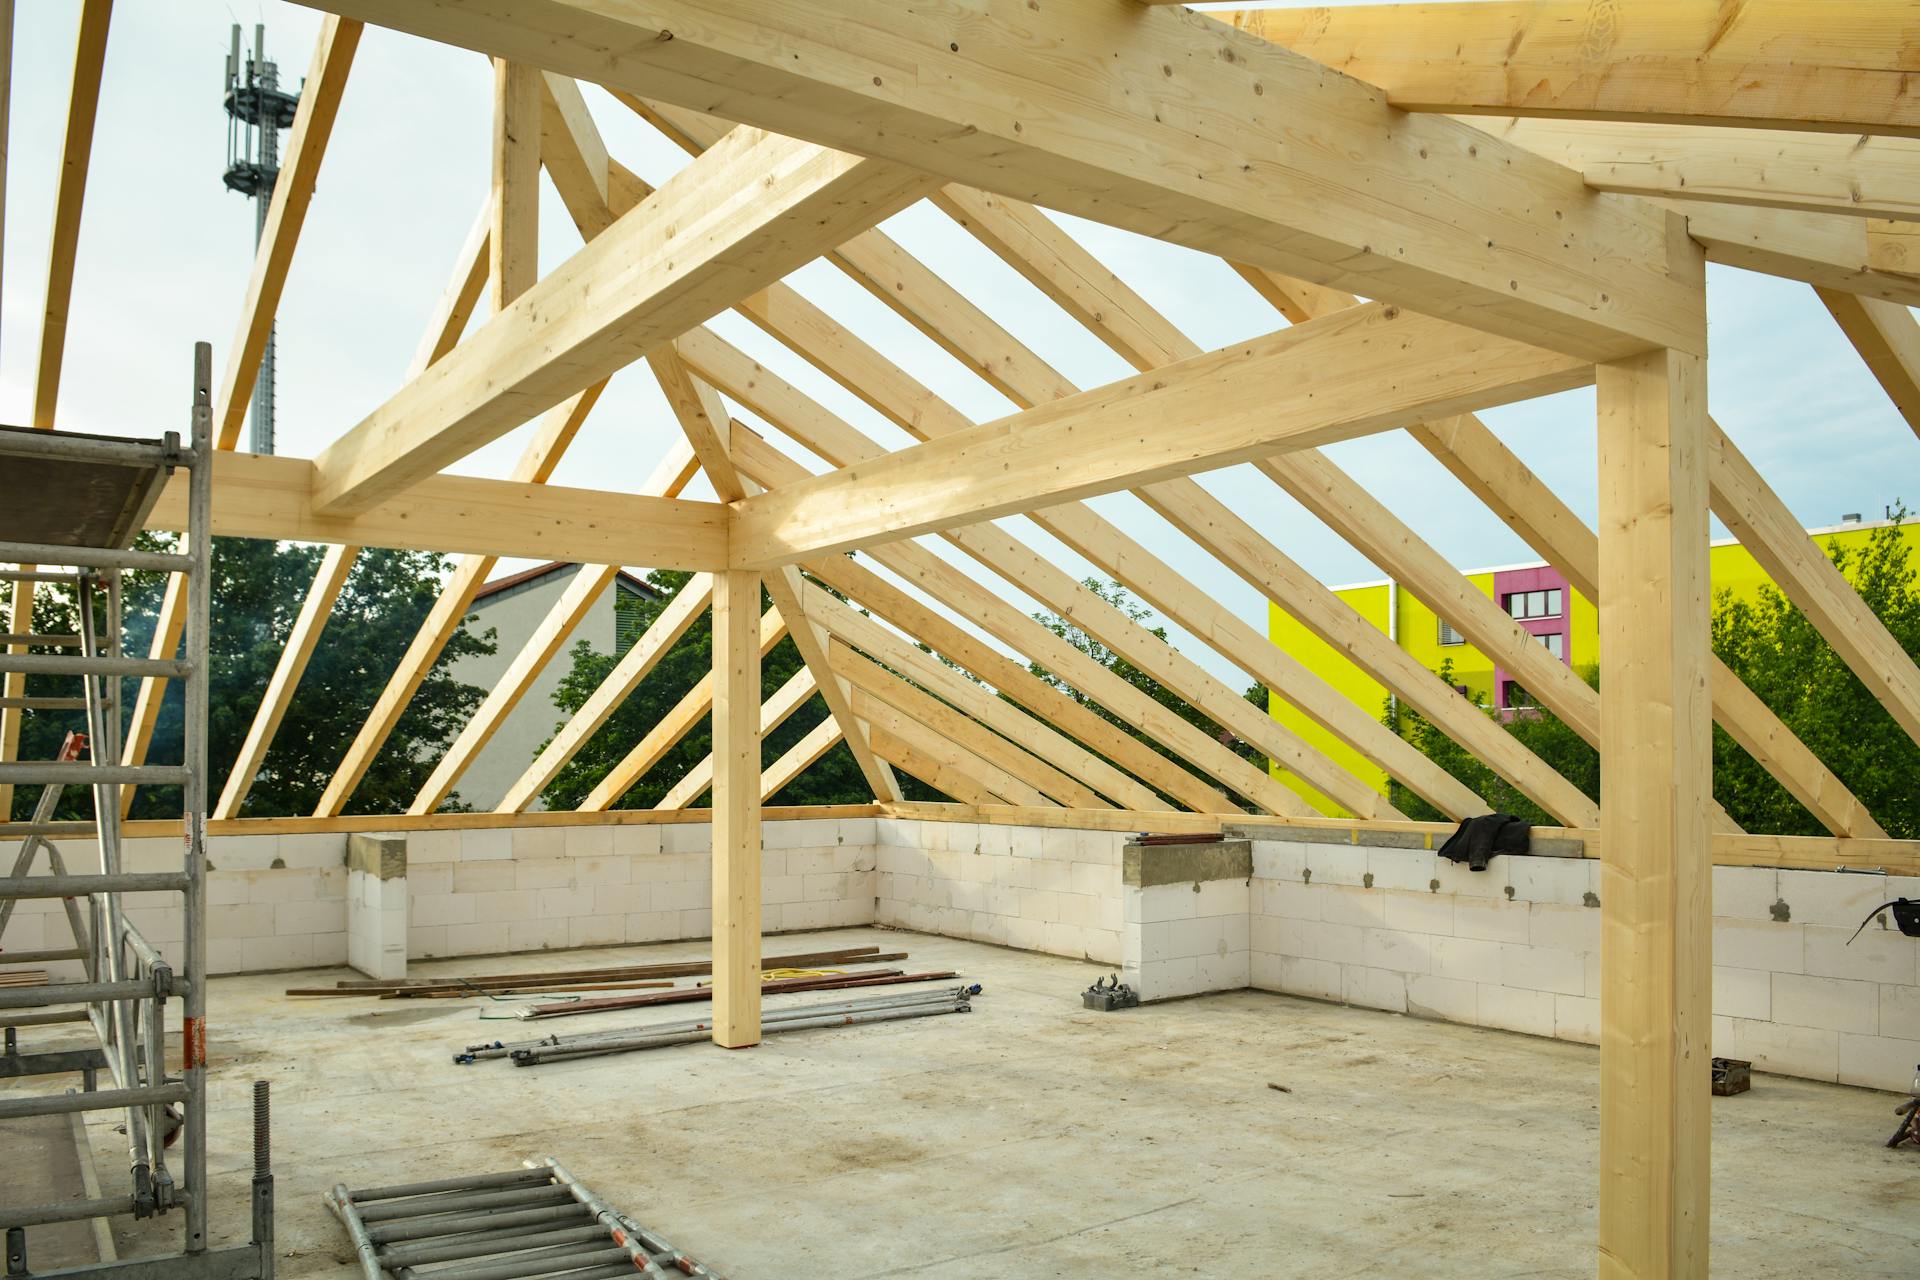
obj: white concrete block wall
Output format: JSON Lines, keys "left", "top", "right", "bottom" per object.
{"left": 1122, "top": 878, "right": 1250, "bottom": 1001}
{"left": 399, "top": 818, "right": 876, "bottom": 960}
{"left": 4, "top": 832, "right": 350, "bottom": 976}
{"left": 1246, "top": 837, "right": 1920, "bottom": 1092}
{"left": 872, "top": 819, "right": 1124, "bottom": 964}
{"left": 347, "top": 869, "right": 408, "bottom": 980}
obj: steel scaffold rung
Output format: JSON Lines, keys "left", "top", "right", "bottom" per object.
{"left": 0, "top": 762, "right": 191, "bottom": 786}
{"left": 1, "top": 870, "right": 192, "bottom": 898}
{"left": 0, "top": 976, "right": 187, "bottom": 1010}
{"left": 0, "top": 542, "right": 194, "bottom": 573}
{"left": 0, "top": 697, "right": 90, "bottom": 710}
{"left": 0, "top": 632, "right": 83, "bottom": 646}
{"left": 0, "top": 946, "right": 88, "bottom": 963}
{"left": 0, "top": 1081, "right": 188, "bottom": 1121}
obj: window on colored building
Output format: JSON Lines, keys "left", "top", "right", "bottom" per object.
{"left": 1536, "top": 631, "right": 1564, "bottom": 659}
{"left": 1437, "top": 618, "right": 1465, "bottom": 646}
{"left": 1505, "top": 588, "right": 1563, "bottom": 620}
{"left": 1502, "top": 679, "right": 1535, "bottom": 710}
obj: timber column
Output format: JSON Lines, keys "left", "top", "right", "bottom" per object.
{"left": 711, "top": 568, "right": 763, "bottom": 1047}
{"left": 1595, "top": 332, "right": 1713, "bottom": 1275}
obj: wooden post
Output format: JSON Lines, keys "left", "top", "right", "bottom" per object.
{"left": 710, "top": 568, "right": 762, "bottom": 1048}
{"left": 1595, "top": 345, "right": 1712, "bottom": 1278}
{"left": 490, "top": 59, "right": 539, "bottom": 309}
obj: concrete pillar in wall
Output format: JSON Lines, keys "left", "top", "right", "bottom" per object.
{"left": 346, "top": 834, "right": 408, "bottom": 980}
{"left": 1121, "top": 838, "right": 1252, "bottom": 1001}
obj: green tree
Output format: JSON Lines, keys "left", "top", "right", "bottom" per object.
{"left": 1027, "top": 577, "right": 1266, "bottom": 809}
{"left": 4, "top": 536, "right": 496, "bottom": 820}
{"left": 1382, "top": 659, "right": 1599, "bottom": 826}
{"left": 1711, "top": 513, "right": 1920, "bottom": 837}
{"left": 536, "top": 569, "right": 921, "bottom": 810}
{"left": 1381, "top": 512, "right": 1920, "bottom": 837}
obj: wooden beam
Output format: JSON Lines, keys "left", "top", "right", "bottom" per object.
{"left": 729, "top": 307, "right": 1591, "bottom": 568}
{"left": 802, "top": 580, "right": 1152, "bottom": 811}
{"left": 215, "top": 17, "right": 362, "bottom": 449}
{"left": 577, "top": 606, "right": 786, "bottom": 812}
{"left": 309, "top": 128, "right": 935, "bottom": 514}
{"left": 868, "top": 721, "right": 999, "bottom": 808}
{"left": 295, "top": 0, "right": 1704, "bottom": 361}
{"left": 649, "top": 345, "right": 744, "bottom": 501}
{"left": 538, "top": 72, "right": 609, "bottom": 234}
{"left": 710, "top": 567, "right": 761, "bottom": 1048}
{"left": 1680, "top": 203, "right": 1920, "bottom": 308}
{"left": 655, "top": 665, "right": 817, "bottom": 810}
{"left": 1484, "top": 117, "right": 1920, "bottom": 224}
{"left": 830, "top": 640, "right": 1098, "bottom": 808}
{"left": 496, "top": 573, "right": 713, "bottom": 814}
{"left": 30, "top": 0, "right": 110, "bottom": 430}
{"left": 1817, "top": 288, "right": 1920, "bottom": 440}
{"left": 1709, "top": 423, "right": 1920, "bottom": 746}
{"left": 490, "top": 58, "right": 540, "bottom": 308}
{"left": 1226, "top": 1, "right": 1920, "bottom": 138}
{"left": 1411, "top": 409, "right": 1887, "bottom": 839}
{"left": 146, "top": 450, "right": 724, "bottom": 569}
{"left": 1596, "top": 345, "right": 1713, "bottom": 1277}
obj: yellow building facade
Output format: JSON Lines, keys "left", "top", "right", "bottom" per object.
{"left": 1266, "top": 518, "right": 1913, "bottom": 815}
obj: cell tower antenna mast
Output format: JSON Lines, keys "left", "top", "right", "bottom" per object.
{"left": 222, "top": 23, "right": 300, "bottom": 455}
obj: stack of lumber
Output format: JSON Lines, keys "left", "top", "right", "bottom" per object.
{"left": 516, "top": 966, "right": 959, "bottom": 1021}
{"left": 0, "top": 969, "right": 50, "bottom": 988}
{"left": 283, "top": 945, "right": 906, "bottom": 1000}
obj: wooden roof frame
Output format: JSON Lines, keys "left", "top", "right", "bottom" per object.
{"left": 10, "top": 4, "right": 1920, "bottom": 1267}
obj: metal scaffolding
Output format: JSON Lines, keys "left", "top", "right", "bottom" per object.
{"left": 0, "top": 344, "right": 273, "bottom": 1280}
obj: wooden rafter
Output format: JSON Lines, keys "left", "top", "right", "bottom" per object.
{"left": 489, "top": 58, "right": 539, "bottom": 309}
{"left": 294, "top": 0, "right": 1706, "bottom": 361}
{"left": 1679, "top": 203, "right": 1920, "bottom": 308}
{"left": 857, "top": 691, "right": 1048, "bottom": 808}
{"left": 1409, "top": 410, "right": 1887, "bottom": 839}
{"left": 1224, "top": 1, "right": 1920, "bottom": 138}
{"left": 1817, "top": 288, "right": 1920, "bottom": 440}
{"left": 656, "top": 664, "right": 818, "bottom": 810}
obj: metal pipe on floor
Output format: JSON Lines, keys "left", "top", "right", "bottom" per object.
{"left": 355, "top": 1186, "right": 575, "bottom": 1224}
{"left": 367, "top": 1203, "right": 597, "bottom": 1246}
{"left": 378, "top": 1224, "right": 609, "bottom": 1268}
{"left": 350, "top": 1170, "right": 556, "bottom": 1202}
{"left": 398, "top": 1244, "right": 634, "bottom": 1280}
{"left": 326, "top": 1184, "right": 386, "bottom": 1280}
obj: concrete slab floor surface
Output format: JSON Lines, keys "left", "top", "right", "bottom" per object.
{"left": 8, "top": 927, "right": 1918, "bottom": 1278}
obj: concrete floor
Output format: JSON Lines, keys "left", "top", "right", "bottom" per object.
{"left": 11, "top": 927, "right": 1920, "bottom": 1278}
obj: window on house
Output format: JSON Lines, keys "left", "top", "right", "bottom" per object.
{"left": 1505, "top": 588, "right": 1563, "bottom": 620}
{"left": 613, "top": 588, "right": 650, "bottom": 656}
{"left": 1536, "top": 631, "right": 1564, "bottom": 659}
{"left": 1437, "top": 618, "right": 1465, "bottom": 646}
{"left": 1502, "top": 679, "right": 1535, "bottom": 710}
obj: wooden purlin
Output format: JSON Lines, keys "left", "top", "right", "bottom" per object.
{"left": 1482, "top": 118, "right": 1920, "bottom": 224}
{"left": 292, "top": 0, "right": 1707, "bottom": 362}
{"left": 1678, "top": 203, "right": 1920, "bottom": 308}
{"left": 1224, "top": 1, "right": 1920, "bottom": 138}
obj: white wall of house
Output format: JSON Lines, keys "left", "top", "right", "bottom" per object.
{"left": 446, "top": 565, "right": 618, "bottom": 812}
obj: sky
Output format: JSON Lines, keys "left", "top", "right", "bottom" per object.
{"left": 2, "top": 0, "right": 1916, "bottom": 699}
